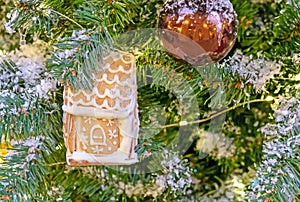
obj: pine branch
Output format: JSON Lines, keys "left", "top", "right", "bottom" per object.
{"left": 134, "top": 47, "right": 274, "bottom": 157}
{"left": 0, "top": 59, "right": 59, "bottom": 141}
{"left": 273, "top": 1, "right": 300, "bottom": 41}
{"left": 231, "top": 0, "right": 259, "bottom": 52}
{"left": 0, "top": 88, "right": 65, "bottom": 201}
{"left": 0, "top": 136, "right": 53, "bottom": 200}
{"left": 248, "top": 97, "right": 300, "bottom": 201}
{"left": 4, "top": 1, "right": 60, "bottom": 35}
{"left": 132, "top": 0, "right": 164, "bottom": 28}
{"left": 49, "top": 27, "right": 114, "bottom": 90}
{"left": 75, "top": 0, "right": 140, "bottom": 33}
{"left": 3, "top": 0, "right": 85, "bottom": 42}
{"left": 271, "top": 1, "right": 300, "bottom": 55}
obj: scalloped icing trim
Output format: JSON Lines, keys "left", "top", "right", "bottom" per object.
{"left": 63, "top": 51, "right": 138, "bottom": 114}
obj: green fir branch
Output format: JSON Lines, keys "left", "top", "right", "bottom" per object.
{"left": 75, "top": 0, "right": 140, "bottom": 34}
{"left": 4, "top": 0, "right": 85, "bottom": 42}
{"left": 49, "top": 27, "right": 114, "bottom": 90}
{"left": 0, "top": 59, "right": 59, "bottom": 142}
{"left": 271, "top": 1, "right": 300, "bottom": 55}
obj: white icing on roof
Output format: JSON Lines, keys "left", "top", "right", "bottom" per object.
{"left": 63, "top": 51, "right": 138, "bottom": 118}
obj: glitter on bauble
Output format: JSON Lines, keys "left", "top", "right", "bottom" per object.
{"left": 159, "top": 0, "right": 238, "bottom": 66}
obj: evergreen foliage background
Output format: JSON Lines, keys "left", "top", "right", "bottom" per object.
{"left": 0, "top": 0, "right": 299, "bottom": 201}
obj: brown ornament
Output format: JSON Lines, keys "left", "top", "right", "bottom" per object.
{"left": 159, "top": 0, "right": 238, "bottom": 66}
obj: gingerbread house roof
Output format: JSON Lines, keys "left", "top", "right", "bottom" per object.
{"left": 63, "top": 51, "right": 138, "bottom": 119}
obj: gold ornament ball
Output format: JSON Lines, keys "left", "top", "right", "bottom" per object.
{"left": 159, "top": 0, "right": 238, "bottom": 66}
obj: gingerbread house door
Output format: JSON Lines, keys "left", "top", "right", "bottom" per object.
{"left": 76, "top": 117, "right": 120, "bottom": 155}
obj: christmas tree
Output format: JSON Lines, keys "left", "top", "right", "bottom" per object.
{"left": 0, "top": 0, "right": 299, "bottom": 201}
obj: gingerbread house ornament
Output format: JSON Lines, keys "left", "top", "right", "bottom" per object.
{"left": 62, "top": 51, "right": 139, "bottom": 166}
